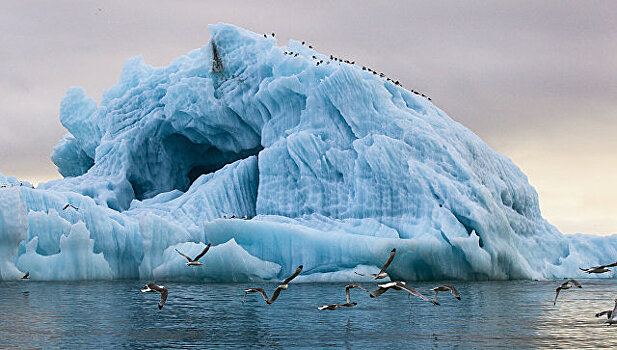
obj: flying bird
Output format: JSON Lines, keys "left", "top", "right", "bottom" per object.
{"left": 596, "top": 298, "right": 617, "bottom": 325}
{"left": 580, "top": 261, "right": 617, "bottom": 274}
{"left": 553, "top": 279, "right": 582, "bottom": 305}
{"left": 243, "top": 265, "right": 303, "bottom": 304}
{"left": 141, "top": 282, "right": 168, "bottom": 309}
{"left": 432, "top": 284, "right": 460, "bottom": 303}
{"left": 62, "top": 204, "right": 78, "bottom": 210}
{"left": 369, "top": 281, "right": 439, "bottom": 305}
{"left": 317, "top": 284, "right": 368, "bottom": 310}
{"left": 318, "top": 302, "right": 357, "bottom": 310}
{"left": 354, "top": 248, "right": 396, "bottom": 279}
{"left": 345, "top": 284, "right": 369, "bottom": 304}
{"left": 175, "top": 244, "right": 211, "bottom": 266}
{"left": 21, "top": 272, "right": 30, "bottom": 280}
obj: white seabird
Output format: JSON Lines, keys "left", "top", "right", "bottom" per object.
{"left": 175, "top": 244, "right": 211, "bottom": 266}
{"left": 317, "top": 284, "right": 369, "bottom": 311}
{"left": 580, "top": 261, "right": 617, "bottom": 274}
{"left": 354, "top": 248, "right": 396, "bottom": 280}
{"left": 596, "top": 298, "right": 617, "bottom": 325}
{"left": 553, "top": 279, "right": 582, "bottom": 305}
{"left": 370, "top": 281, "right": 439, "bottom": 305}
{"left": 243, "top": 265, "right": 303, "bottom": 304}
{"left": 141, "top": 282, "right": 168, "bottom": 309}
{"left": 432, "top": 284, "right": 461, "bottom": 303}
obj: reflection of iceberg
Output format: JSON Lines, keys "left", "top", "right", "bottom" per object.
{"left": 1, "top": 23, "right": 615, "bottom": 281}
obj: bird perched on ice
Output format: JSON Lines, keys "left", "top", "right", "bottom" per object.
{"left": 141, "top": 282, "right": 168, "bottom": 309}
{"left": 595, "top": 298, "right": 617, "bottom": 325}
{"left": 369, "top": 281, "right": 439, "bottom": 305}
{"left": 553, "top": 279, "right": 582, "bottom": 305}
{"left": 62, "top": 204, "right": 78, "bottom": 211}
{"left": 21, "top": 272, "right": 30, "bottom": 280}
{"left": 354, "top": 248, "right": 396, "bottom": 279}
{"left": 580, "top": 261, "right": 617, "bottom": 274}
{"left": 243, "top": 265, "right": 303, "bottom": 304}
{"left": 175, "top": 244, "right": 211, "bottom": 266}
{"left": 431, "top": 284, "right": 461, "bottom": 303}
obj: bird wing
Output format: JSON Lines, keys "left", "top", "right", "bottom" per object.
{"left": 282, "top": 265, "right": 303, "bottom": 285}
{"left": 269, "top": 287, "right": 283, "bottom": 304}
{"left": 554, "top": 287, "right": 562, "bottom": 305}
{"left": 444, "top": 284, "right": 461, "bottom": 299}
{"left": 369, "top": 286, "right": 390, "bottom": 298}
{"left": 243, "top": 288, "right": 269, "bottom": 303}
{"left": 318, "top": 304, "right": 338, "bottom": 310}
{"left": 353, "top": 272, "right": 376, "bottom": 277}
{"left": 396, "top": 282, "right": 437, "bottom": 304}
{"left": 596, "top": 310, "right": 612, "bottom": 318}
{"left": 346, "top": 286, "right": 351, "bottom": 303}
{"left": 611, "top": 304, "right": 617, "bottom": 321}
{"left": 579, "top": 267, "right": 590, "bottom": 273}
{"left": 175, "top": 249, "right": 193, "bottom": 262}
{"left": 193, "top": 244, "right": 211, "bottom": 262}
{"left": 147, "top": 282, "right": 167, "bottom": 294}
{"left": 158, "top": 288, "right": 168, "bottom": 309}
{"left": 378, "top": 249, "right": 397, "bottom": 275}
{"left": 345, "top": 284, "right": 369, "bottom": 304}
{"left": 598, "top": 261, "right": 617, "bottom": 269}
{"left": 62, "top": 204, "right": 70, "bottom": 210}
{"left": 567, "top": 279, "right": 582, "bottom": 288}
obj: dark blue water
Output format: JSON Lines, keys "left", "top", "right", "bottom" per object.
{"left": 1, "top": 279, "right": 616, "bottom": 348}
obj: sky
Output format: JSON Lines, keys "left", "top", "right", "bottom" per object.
{"left": 1, "top": 1, "right": 616, "bottom": 235}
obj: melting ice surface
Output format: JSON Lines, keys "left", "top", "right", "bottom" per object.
{"left": 1, "top": 23, "right": 616, "bottom": 281}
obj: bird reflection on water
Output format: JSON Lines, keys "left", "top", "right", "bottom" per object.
{"left": 2, "top": 280, "right": 617, "bottom": 348}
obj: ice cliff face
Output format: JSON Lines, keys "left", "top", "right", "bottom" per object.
{"left": 1, "top": 23, "right": 615, "bottom": 281}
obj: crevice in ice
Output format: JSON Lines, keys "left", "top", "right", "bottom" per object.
{"left": 126, "top": 132, "right": 263, "bottom": 201}
{"left": 211, "top": 41, "right": 224, "bottom": 73}
{"left": 452, "top": 212, "right": 484, "bottom": 248}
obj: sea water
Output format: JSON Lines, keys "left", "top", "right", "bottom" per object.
{"left": 1, "top": 280, "right": 616, "bottom": 348}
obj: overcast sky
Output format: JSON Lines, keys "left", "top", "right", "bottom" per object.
{"left": 1, "top": 1, "right": 616, "bottom": 235}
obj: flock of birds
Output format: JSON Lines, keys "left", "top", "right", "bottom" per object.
{"left": 134, "top": 249, "right": 617, "bottom": 326}
{"left": 14, "top": 226, "right": 617, "bottom": 324}
{"left": 12, "top": 199, "right": 617, "bottom": 324}
{"left": 552, "top": 260, "right": 617, "bottom": 325}
{"left": 263, "top": 32, "right": 432, "bottom": 101}
{"left": 0, "top": 182, "right": 34, "bottom": 189}
{"left": 139, "top": 247, "right": 461, "bottom": 311}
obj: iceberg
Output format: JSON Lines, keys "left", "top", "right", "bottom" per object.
{"left": 1, "top": 23, "right": 615, "bottom": 281}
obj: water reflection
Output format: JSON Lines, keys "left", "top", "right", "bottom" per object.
{"left": 1, "top": 280, "right": 617, "bottom": 348}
